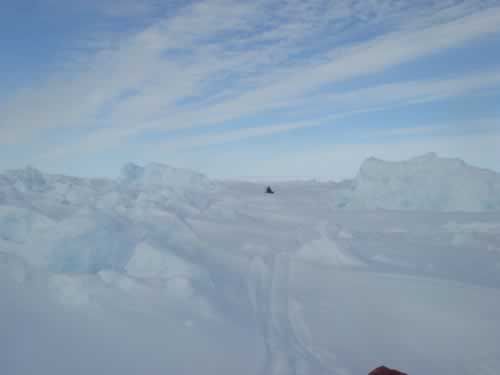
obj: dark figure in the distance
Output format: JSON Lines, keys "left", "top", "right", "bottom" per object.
{"left": 266, "top": 186, "right": 274, "bottom": 194}
{"left": 369, "top": 366, "right": 408, "bottom": 375}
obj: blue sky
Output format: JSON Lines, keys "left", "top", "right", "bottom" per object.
{"left": 1, "top": 0, "right": 499, "bottom": 180}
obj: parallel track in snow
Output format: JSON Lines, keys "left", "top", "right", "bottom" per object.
{"left": 249, "top": 250, "right": 333, "bottom": 375}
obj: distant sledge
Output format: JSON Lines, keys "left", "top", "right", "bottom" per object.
{"left": 369, "top": 366, "right": 408, "bottom": 375}
{"left": 265, "top": 186, "right": 274, "bottom": 194}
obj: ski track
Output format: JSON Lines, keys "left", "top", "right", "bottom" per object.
{"left": 249, "top": 220, "right": 360, "bottom": 375}
{"left": 251, "top": 251, "right": 330, "bottom": 375}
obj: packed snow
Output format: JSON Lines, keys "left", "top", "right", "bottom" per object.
{"left": 1, "top": 154, "right": 500, "bottom": 375}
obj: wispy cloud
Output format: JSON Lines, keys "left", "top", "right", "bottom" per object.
{"left": 295, "top": 69, "right": 500, "bottom": 111}
{"left": 1, "top": 0, "right": 500, "bottom": 176}
{"left": 157, "top": 120, "right": 317, "bottom": 150}
{"left": 38, "top": 67, "right": 500, "bottom": 162}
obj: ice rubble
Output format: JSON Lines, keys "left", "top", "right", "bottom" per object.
{"left": 334, "top": 153, "right": 500, "bottom": 211}
{"left": 1, "top": 154, "right": 500, "bottom": 375}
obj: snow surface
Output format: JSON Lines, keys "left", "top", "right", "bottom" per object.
{"left": 1, "top": 155, "right": 500, "bottom": 375}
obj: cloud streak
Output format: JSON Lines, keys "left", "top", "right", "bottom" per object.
{"left": 1, "top": 0, "right": 500, "bottom": 176}
{"left": 38, "top": 67, "right": 500, "bottom": 161}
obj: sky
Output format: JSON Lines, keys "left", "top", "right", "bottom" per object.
{"left": 1, "top": 0, "right": 499, "bottom": 181}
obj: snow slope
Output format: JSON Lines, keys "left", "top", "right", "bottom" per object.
{"left": 1, "top": 155, "right": 500, "bottom": 375}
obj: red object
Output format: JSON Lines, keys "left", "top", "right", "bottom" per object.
{"left": 369, "top": 366, "right": 408, "bottom": 375}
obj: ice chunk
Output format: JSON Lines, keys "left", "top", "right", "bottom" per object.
{"left": 339, "top": 153, "right": 500, "bottom": 211}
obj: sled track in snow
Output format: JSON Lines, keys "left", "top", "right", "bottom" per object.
{"left": 249, "top": 251, "right": 332, "bottom": 375}
{"left": 190, "top": 218, "right": 343, "bottom": 375}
